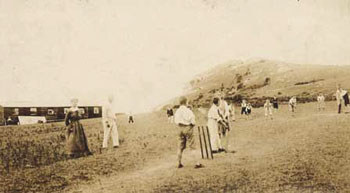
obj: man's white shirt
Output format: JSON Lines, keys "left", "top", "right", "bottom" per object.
{"left": 103, "top": 102, "right": 117, "bottom": 120}
{"left": 174, "top": 105, "right": 196, "bottom": 126}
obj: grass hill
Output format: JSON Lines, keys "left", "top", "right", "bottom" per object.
{"left": 178, "top": 59, "right": 350, "bottom": 107}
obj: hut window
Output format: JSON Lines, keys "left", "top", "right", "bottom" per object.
{"left": 79, "top": 108, "right": 85, "bottom": 114}
{"left": 48, "top": 109, "right": 55, "bottom": 115}
{"left": 94, "top": 107, "right": 99, "bottom": 114}
{"left": 30, "top": 108, "right": 37, "bottom": 113}
{"left": 13, "top": 108, "right": 19, "bottom": 115}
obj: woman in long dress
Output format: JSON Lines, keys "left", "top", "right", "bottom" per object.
{"left": 65, "top": 98, "right": 92, "bottom": 158}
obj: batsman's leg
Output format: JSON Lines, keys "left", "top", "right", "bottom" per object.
{"left": 177, "top": 131, "right": 186, "bottom": 166}
{"left": 102, "top": 120, "right": 112, "bottom": 148}
{"left": 111, "top": 122, "right": 120, "bottom": 147}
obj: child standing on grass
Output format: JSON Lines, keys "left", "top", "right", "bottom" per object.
{"left": 264, "top": 99, "right": 273, "bottom": 120}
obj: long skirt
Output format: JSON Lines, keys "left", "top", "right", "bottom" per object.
{"left": 343, "top": 93, "right": 350, "bottom": 106}
{"left": 207, "top": 119, "right": 222, "bottom": 151}
{"left": 66, "top": 121, "right": 91, "bottom": 158}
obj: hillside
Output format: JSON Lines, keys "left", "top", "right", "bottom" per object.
{"left": 181, "top": 59, "right": 350, "bottom": 107}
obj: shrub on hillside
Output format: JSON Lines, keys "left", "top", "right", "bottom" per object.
{"left": 236, "top": 74, "right": 243, "bottom": 84}
{"left": 237, "top": 83, "right": 244, "bottom": 90}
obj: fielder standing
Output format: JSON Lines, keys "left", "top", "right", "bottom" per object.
{"left": 102, "top": 95, "right": 120, "bottom": 149}
{"left": 264, "top": 99, "right": 273, "bottom": 120}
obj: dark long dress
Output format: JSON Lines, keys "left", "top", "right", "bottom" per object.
{"left": 65, "top": 109, "right": 92, "bottom": 158}
{"left": 272, "top": 98, "right": 278, "bottom": 109}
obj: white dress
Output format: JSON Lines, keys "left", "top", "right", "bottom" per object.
{"left": 207, "top": 104, "right": 222, "bottom": 151}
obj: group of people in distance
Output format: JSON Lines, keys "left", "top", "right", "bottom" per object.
{"left": 63, "top": 84, "right": 349, "bottom": 162}
{"left": 240, "top": 100, "right": 252, "bottom": 117}
{"left": 64, "top": 95, "right": 120, "bottom": 158}
{"left": 240, "top": 96, "right": 279, "bottom": 120}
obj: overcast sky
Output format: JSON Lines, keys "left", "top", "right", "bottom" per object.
{"left": 0, "top": 0, "right": 349, "bottom": 113}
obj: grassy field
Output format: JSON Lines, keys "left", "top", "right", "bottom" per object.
{"left": 1, "top": 101, "right": 350, "bottom": 193}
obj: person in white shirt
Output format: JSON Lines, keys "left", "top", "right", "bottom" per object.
{"left": 102, "top": 95, "right": 120, "bottom": 149}
{"left": 208, "top": 97, "right": 227, "bottom": 153}
{"left": 289, "top": 96, "right": 297, "bottom": 113}
{"left": 336, "top": 84, "right": 349, "bottom": 114}
{"left": 264, "top": 99, "right": 273, "bottom": 119}
{"left": 174, "top": 97, "right": 202, "bottom": 169}
{"left": 336, "top": 85, "right": 343, "bottom": 114}
{"left": 317, "top": 93, "right": 325, "bottom": 111}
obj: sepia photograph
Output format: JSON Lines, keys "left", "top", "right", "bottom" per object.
{"left": 0, "top": 0, "right": 350, "bottom": 192}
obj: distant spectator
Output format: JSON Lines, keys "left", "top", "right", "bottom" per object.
{"left": 264, "top": 99, "right": 273, "bottom": 119}
{"left": 128, "top": 111, "right": 134, "bottom": 124}
{"left": 241, "top": 100, "right": 247, "bottom": 115}
{"left": 289, "top": 96, "right": 297, "bottom": 113}
{"left": 317, "top": 93, "right": 326, "bottom": 111}
{"left": 246, "top": 103, "right": 252, "bottom": 115}
{"left": 272, "top": 96, "right": 279, "bottom": 112}
{"left": 336, "top": 84, "right": 349, "bottom": 114}
{"left": 167, "top": 108, "right": 174, "bottom": 123}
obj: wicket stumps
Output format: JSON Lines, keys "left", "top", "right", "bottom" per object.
{"left": 198, "top": 126, "right": 213, "bottom": 159}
